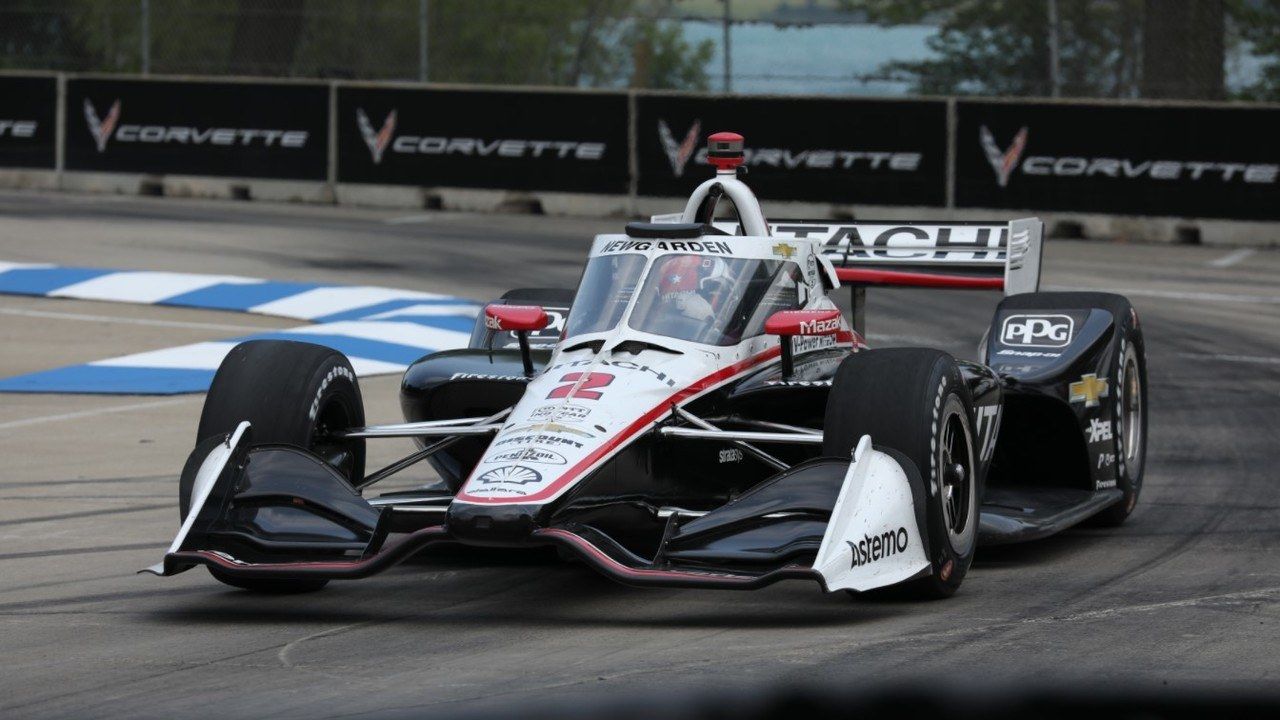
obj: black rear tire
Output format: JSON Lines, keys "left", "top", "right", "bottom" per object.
{"left": 824, "top": 349, "right": 979, "bottom": 599}
{"left": 182, "top": 340, "right": 366, "bottom": 593}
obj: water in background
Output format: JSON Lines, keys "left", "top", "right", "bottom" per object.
{"left": 682, "top": 21, "right": 1263, "bottom": 97}
{"left": 681, "top": 21, "right": 936, "bottom": 96}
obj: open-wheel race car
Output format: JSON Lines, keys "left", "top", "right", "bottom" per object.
{"left": 146, "top": 132, "right": 1147, "bottom": 599}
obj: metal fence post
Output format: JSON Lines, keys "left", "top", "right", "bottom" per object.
{"left": 141, "top": 0, "right": 151, "bottom": 75}
{"left": 419, "top": 0, "right": 429, "bottom": 82}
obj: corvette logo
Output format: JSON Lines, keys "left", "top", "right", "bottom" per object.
{"left": 84, "top": 99, "right": 122, "bottom": 153}
{"left": 357, "top": 108, "right": 397, "bottom": 164}
{"left": 658, "top": 118, "right": 701, "bottom": 177}
{"left": 980, "top": 125, "right": 1028, "bottom": 188}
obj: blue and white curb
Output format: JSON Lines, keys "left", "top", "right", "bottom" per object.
{"left": 0, "top": 263, "right": 481, "bottom": 395}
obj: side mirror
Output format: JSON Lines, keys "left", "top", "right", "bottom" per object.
{"left": 765, "top": 309, "right": 842, "bottom": 378}
{"left": 484, "top": 304, "right": 550, "bottom": 376}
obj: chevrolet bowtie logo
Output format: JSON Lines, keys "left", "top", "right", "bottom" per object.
{"left": 1069, "top": 373, "right": 1109, "bottom": 408}
{"left": 772, "top": 243, "right": 796, "bottom": 259}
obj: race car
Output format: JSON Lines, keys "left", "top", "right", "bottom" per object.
{"left": 146, "top": 131, "right": 1147, "bottom": 599}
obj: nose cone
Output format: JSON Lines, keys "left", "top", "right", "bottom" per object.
{"left": 446, "top": 501, "right": 546, "bottom": 546}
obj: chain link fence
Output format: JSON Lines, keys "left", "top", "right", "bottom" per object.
{"left": 0, "top": 0, "right": 1276, "bottom": 100}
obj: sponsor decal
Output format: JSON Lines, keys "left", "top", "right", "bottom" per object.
{"left": 1096, "top": 478, "right": 1118, "bottom": 489}
{"left": 308, "top": 365, "right": 354, "bottom": 420}
{"left": 546, "top": 372, "right": 614, "bottom": 400}
{"left": 718, "top": 448, "right": 744, "bottom": 464}
{"left": 0, "top": 119, "right": 38, "bottom": 139}
{"left": 1087, "top": 417, "right": 1113, "bottom": 444}
{"left": 981, "top": 124, "right": 1277, "bottom": 187}
{"left": 1097, "top": 452, "right": 1115, "bottom": 469}
{"left": 83, "top": 98, "right": 308, "bottom": 154}
{"left": 356, "top": 108, "right": 396, "bottom": 164}
{"left": 451, "top": 372, "right": 530, "bottom": 382}
{"left": 357, "top": 111, "right": 606, "bottom": 162}
{"left": 503, "top": 422, "right": 595, "bottom": 439}
{"left": 772, "top": 242, "right": 796, "bottom": 259}
{"left": 477, "top": 465, "right": 543, "bottom": 485}
{"left": 980, "top": 125, "right": 1028, "bottom": 188}
{"left": 765, "top": 379, "right": 832, "bottom": 387}
{"left": 658, "top": 121, "right": 922, "bottom": 175}
{"left": 996, "top": 349, "right": 1061, "bottom": 359}
{"left": 974, "top": 404, "right": 999, "bottom": 462}
{"left": 529, "top": 404, "right": 591, "bottom": 422}
{"left": 599, "top": 239, "right": 734, "bottom": 255}
{"left": 546, "top": 358, "right": 678, "bottom": 388}
{"left": 792, "top": 334, "right": 839, "bottom": 354}
{"left": 658, "top": 118, "right": 701, "bottom": 177}
{"left": 488, "top": 447, "right": 568, "bottom": 465}
{"left": 847, "top": 527, "right": 909, "bottom": 568}
{"left": 493, "top": 433, "right": 584, "bottom": 449}
{"left": 1069, "top": 373, "right": 1109, "bottom": 408}
{"left": 799, "top": 317, "right": 840, "bottom": 335}
{"left": 1001, "top": 314, "right": 1074, "bottom": 348}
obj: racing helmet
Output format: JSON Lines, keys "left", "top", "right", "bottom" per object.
{"left": 657, "top": 255, "right": 705, "bottom": 298}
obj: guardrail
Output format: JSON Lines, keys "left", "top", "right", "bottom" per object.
{"left": 3, "top": 71, "right": 1279, "bottom": 221}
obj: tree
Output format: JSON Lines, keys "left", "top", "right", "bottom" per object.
{"left": 1230, "top": 0, "right": 1280, "bottom": 100}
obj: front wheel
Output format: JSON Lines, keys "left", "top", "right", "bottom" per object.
{"left": 824, "top": 348, "right": 980, "bottom": 599}
{"left": 181, "top": 340, "right": 367, "bottom": 593}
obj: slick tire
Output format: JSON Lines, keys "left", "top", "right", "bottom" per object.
{"left": 185, "top": 340, "right": 366, "bottom": 593}
{"left": 825, "top": 349, "right": 979, "bottom": 599}
{"left": 996, "top": 292, "right": 1148, "bottom": 526}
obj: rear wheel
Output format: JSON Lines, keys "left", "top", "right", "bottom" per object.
{"left": 182, "top": 340, "right": 366, "bottom": 593}
{"left": 824, "top": 348, "right": 979, "bottom": 599}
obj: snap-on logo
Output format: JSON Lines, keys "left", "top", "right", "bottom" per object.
{"left": 1000, "top": 314, "right": 1074, "bottom": 348}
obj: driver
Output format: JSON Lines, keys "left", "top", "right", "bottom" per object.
{"left": 655, "top": 255, "right": 715, "bottom": 326}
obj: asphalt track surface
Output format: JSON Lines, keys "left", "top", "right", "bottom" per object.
{"left": 0, "top": 190, "right": 1277, "bottom": 718}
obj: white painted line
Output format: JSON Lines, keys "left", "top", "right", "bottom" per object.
{"left": 50, "top": 272, "right": 262, "bottom": 304}
{"left": 0, "top": 306, "right": 269, "bottom": 332}
{"left": 91, "top": 341, "right": 241, "bottom": 370}
{"left": 1045, "top": 284, "right": 1280, "bottom": 305}
{"left": 383, "top": 214, "right": 437, "bottom": 225}
{"left": 0, "top": 262, "right": 54, "bottom": 274}
{"left": 1208, "top": 248, "right": 1256, "bottom": 268}
{"left": 285, "top": 320, "right": 470, "bottom": 349}
{"left": 364, "top": 303, "right": 481, "bottom": 320}
{"left": 0, "top": 397, "right": 196, "bottom": 431}
{"left": 1174, "top": 352, "right": 1280, "bottom": 366}
{"left": 249, "top": 286, "right": 443, "bottom": 320}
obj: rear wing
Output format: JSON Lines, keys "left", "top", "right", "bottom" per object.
{"left": 651, "top": 213, "right": 1044, "bottom": 297}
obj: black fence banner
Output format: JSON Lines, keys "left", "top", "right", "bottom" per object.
{"left": 956, "top": 100, "right": 1280, "bottom": 220}
{"left": 64, "top": 78, "right": 328, "bottom": 180}
{"left": 336, "top": 86, "right": 629, "bottom": 193}
{"left": 0, "top": 75, "right": 56, "bottom": 169}
{"left": 634, "top": 94, "right": 947, "bottom": 206}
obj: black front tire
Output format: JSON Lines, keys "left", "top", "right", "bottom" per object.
{"left": 182, "top": 340, "right": 367, "bottom": 593}
{"left": 824, "top": 348, "right": 980, "bottom": 599}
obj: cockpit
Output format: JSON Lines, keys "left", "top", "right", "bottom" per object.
{"left": 564, "top": 251, "right": 804, "bottom": 346}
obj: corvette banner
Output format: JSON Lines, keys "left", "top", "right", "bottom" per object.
{"left": 64, "top": 77, "right": 329, "bottom": 180}
{"left": 633, "top": 93, "right": 947, "bottom": 206}
{"left": 956, "top": 99, "right": 1280, "bottom": 220}
{"left": 0, "top": 74, "right": 56, "bottom": 169}
{"left": 336, "top": 86, "right": 629, "bottom": 193}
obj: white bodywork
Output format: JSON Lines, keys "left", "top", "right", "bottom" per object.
{"left": 813, "top": 436, "right": 931, "bottom": 592}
